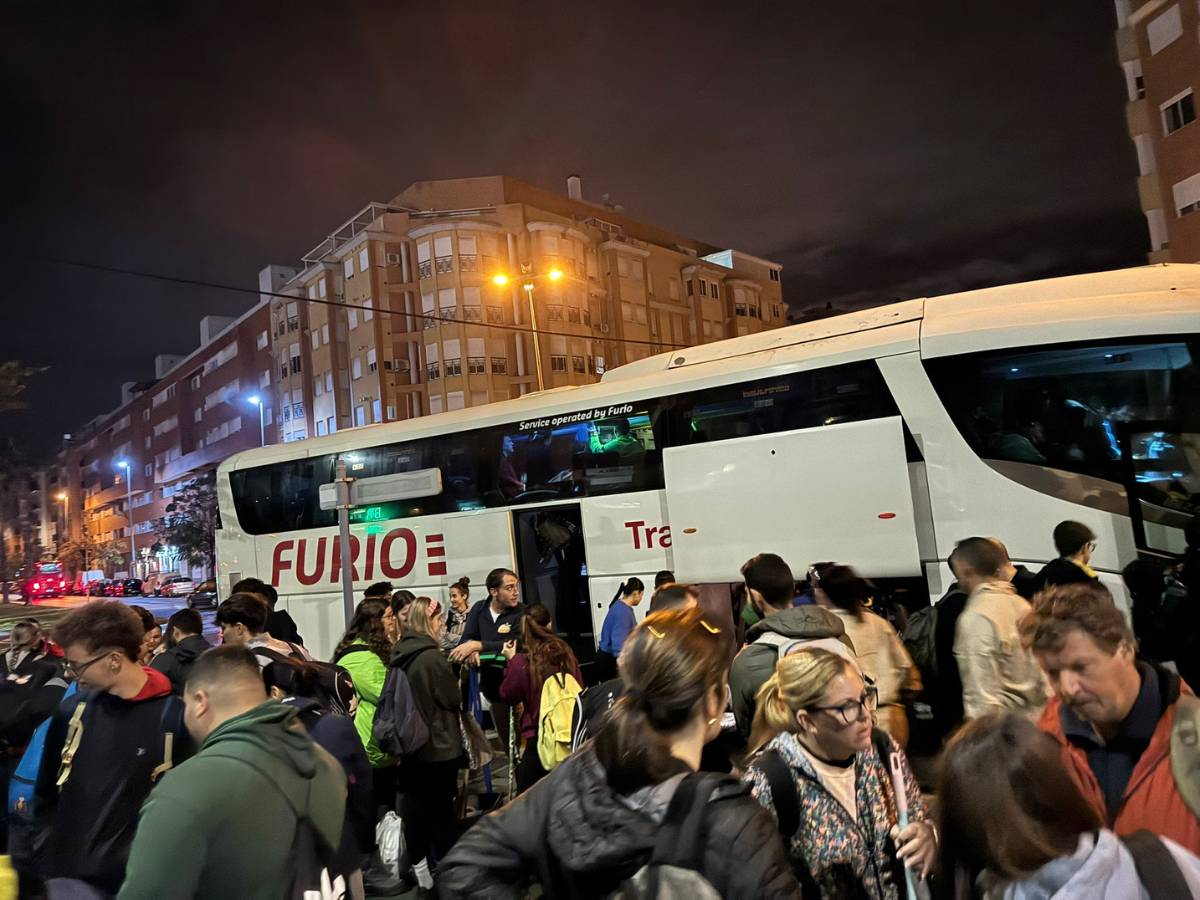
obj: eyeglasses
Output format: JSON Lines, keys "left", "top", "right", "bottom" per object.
{"left": 1087, "top": 541, "right": 1098, "bottom": 552}
{"left": 808, "top": 686, "right": 878, "bottom": 725}
{"left": 64, "top": 649, "right": 116, "bottom": 677}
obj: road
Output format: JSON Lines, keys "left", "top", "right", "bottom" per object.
{"left": 0, "top": 594, "right": 218, "bottom": 641}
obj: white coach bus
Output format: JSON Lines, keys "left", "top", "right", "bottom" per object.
{"left": 215, "top": 265, "right": 1200, "bottom": 659}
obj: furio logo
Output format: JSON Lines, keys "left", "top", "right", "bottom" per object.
{"left": 271, "top": 527, "right": 443, "bottom": 586}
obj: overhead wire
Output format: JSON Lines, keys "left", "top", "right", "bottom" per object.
{"left": 48, "top": 257, "right": 689, "bottom": 351}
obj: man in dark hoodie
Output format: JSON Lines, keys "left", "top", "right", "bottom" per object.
{"left": 35, "top": 602, "right": 188, "bottom": 899}
{"left": 728, "top": 553, "right": 856, "bottom": 741}
{"left": 150, "top": 609, "right": 211, "bottom": 694}
{"left": 119, "top": 646, "right": 347, "bottom": 900}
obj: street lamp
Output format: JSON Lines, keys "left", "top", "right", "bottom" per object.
{"left": 492, "top": 266, "right": 564, "bottom": 392}
{"left": 55, "top": 492, "right": 68, "bottom": 555}
{"left": 247, "top": 395, "right": 266, "bottom": 447}
{"left": 115, "top": 459, "right": 135, "bottom": 579}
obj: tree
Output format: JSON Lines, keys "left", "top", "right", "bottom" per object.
{"left": 60, "top": 530, "right": 98, "bottom": 576}
{"left": 156, "top": 472, "right": 218, "bottom": 577}
{"left": 94, "top": 540, "right": 126, "bottom": 576}
{"left": 0, "top": 361, "right": 43, "bottom": 415}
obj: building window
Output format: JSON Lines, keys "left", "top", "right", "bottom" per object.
{"left": 487, "top": 306, "right": 505, "bottom": 324}
{"left": 343, "top": 258, "right": 354, "bottom": 279}
{"left": 445, "top": 357, "right": 462, "bottom": 377}
{"left": 566, "top": 307, "right": 581, "bottom": 323}
{"left": 1146, "top": 3, "right": 1182, "bottom": 55}
{"left": 358, "top": 247, "right": 369, "bottom": 272}
{"left": 352, "top": 357, "right": 363, "bottom": 380}
{"left": 426, "top": 362, "right": 441, "bottom": 380}
{"left": 321, "top": 323, "right": 330, "bottom": 344}
{"left": 595, "top": 355, "right": 605, "bottom": 374}
{"left": 1162, "top": 90, "right": 1196, "bottom": 135}
{"left": 257, "top": 330, "right": 269, "bottom": 349}
{"left": 311, "top": 330, "right": 319, "bottom": 350}
{"left": 468, "top": 357, "right": 486, "bottom": 374}
{"left": 1173, "top": 172, "right": 1200, "bottom": 216}
{"left": 686, "top": 279, "right": 694, "bottom": 296}
{"left": 348, "top": 308, "right": 358, "bottom": 330}
{"left": 491, "top": 357, "right": 507, "bottom": 374}
{"left": 572, "top": 355, "right": 586, "bottom": 374}
{"left": 770, "top": 269, "right": 781, "bottom": 282}
{"left": 699, "top": 280, "right": 707, "bottom": 297}
{"left": 547, "top": 305, "right": 564, "bottom": 322}
{"left": 293, "top": 402, "right": 304, "bottom": 419}
{"left": 550, "top": 355, "right": 567, "bottom": 373}
{"left": 316, "top": 419, "right": 327, "bottom": 436}
{"left": 290, "top": 343, "right": 302, "bottom": 374}
{"left": 363, "top": 298, "right": 373, "bottom": 321}
{"left": 194, "top": 408, "right": 202, "bottom": 423}
{"left": 319, "top": 279, "right": 327, "bottom": 298}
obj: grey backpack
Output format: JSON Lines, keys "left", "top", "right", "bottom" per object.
{"left": 372, "top": 652, "right": 430, "bottom": 758}
{"left": 612, "top": 774, "right": 725, "bottom": 900}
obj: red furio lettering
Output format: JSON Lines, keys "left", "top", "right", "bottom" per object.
{"left": 381, "top": 528, "right": 417, "bottom": 579}
{"left": 365, "top": 533, "right": 377, "bottom": 580}
{"left": 659, "top": 526, "right": 672, "bottom": 548}
{"left": 295, "top": 538, "right": 327, "bottom": 587}
{"left": 271, "top": 540, "right": 295, "bottom": 585}
{"left": 329, "top": 535, "right": 362, "bottom": 583}
{"left": 624, "top": 520, "right": 646, "bottom": 550}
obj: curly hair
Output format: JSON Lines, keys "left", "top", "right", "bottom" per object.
{"left": 333, "top": 598, "right": 393, "bottom": 663}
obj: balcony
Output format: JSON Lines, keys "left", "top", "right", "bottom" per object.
{"left": 1126, "top": 97, "right": 1152, "bottom": 136}
{"left": 1115, "top": 25, "right": 1138, "bottom": 63}
{"left": 459, "top": 253, "right": 478, "bottom": 272}
{"left": 418, "top": 260, "right": 432, "bottom": 279}
{"left": 1137, "top": 173, "right": 1164, "bottom": 211}
{"left": 434, "top": 256, "right": 454, "bottom": 275}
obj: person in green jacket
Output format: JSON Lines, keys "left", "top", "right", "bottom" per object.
{"left": 118, "top": 645, "right": 347, "bottom": 900}
{"left": 332, "top": 598, "right": 398, "bottom": 805}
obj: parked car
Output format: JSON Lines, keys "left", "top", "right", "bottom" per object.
{"left": 87, "top": 579, "right": 111, "bottom": 597}
{"left": 186, "top": 579, "right": 218, "bottom": 610}
{"left": 109, "top": 578, "right": 143, "bottom": 598}
{"left": 157, "top": 575, "right": 195, "bottom": 598}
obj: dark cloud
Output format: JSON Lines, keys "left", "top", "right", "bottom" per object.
{"left": 0, "top": 0, "right": 1146, "bottom": 454}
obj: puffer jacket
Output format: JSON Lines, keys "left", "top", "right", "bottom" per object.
{"left": 730, "top": 605, "right": 854, "bottom": 740}
{"left": 437, "top": 744, "right": 799, "bottom": 899}
{"left": 744, "top": 730, "right": 928, "bottom": 900}
{"left": 991, "top": 829, "right": 1200, "bottom": 899}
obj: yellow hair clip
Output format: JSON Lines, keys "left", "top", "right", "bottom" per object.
{"left": 647, "top": 626, "right": 665, "bottom": 639}
{"left": 699, "top": 620, "right": 721, "bottom": 634}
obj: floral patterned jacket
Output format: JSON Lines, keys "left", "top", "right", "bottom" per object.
{"left": 744, "top": 730, "right": 929, "bottom": 900}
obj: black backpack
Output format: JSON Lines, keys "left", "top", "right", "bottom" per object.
{"left": 612, "top": 773, "right": 726, "bottom": 900}
{"left": 255, "top": 646, "right": 357, "bottom": 718}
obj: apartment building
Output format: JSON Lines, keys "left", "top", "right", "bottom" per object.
{"left": 1115, "top": 0, "right": 1200, "bottom": 261}
{"left": 48, "top": 300, "right": 278, "bottom": 579}
{"left": 270, "top": 175, "right": 786, "bottom": 438}
{"left": 42, "top": 175, "right": 786, "bottom": 577}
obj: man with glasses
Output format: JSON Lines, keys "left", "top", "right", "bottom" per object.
{"left": 33, "top": 602, "right": 188, "bottom": 899}
{"left": 951, "top": 537, "right": 1046, "bottom": 721}
{"left": 1033, "top": 520, "right": 1101, "bottom": 592}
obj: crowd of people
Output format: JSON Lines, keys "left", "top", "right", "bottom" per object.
{"left": 0, "top": 516, "right": 1197, "bottom": 899}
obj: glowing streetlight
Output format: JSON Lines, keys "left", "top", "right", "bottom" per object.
{"left": 492, "top": 273, "right": 510, "bottom": 287}
{"left": 114, "top": 459, "right": 135, "bottom": 578}
{"left": 247, "top": 395, "right": 266, "bottom": 447}
{"left": 547, "top": 268, "right": 564, "bottom": 281}
{"left": 489, "top": 266, "right": 568, "bottom": 392}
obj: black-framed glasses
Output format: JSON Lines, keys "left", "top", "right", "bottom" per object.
{"left": 808, "top": 686, "right": 878, "bottom": 725}
{"left": 64, "top": 649, "right": 115, "bottom": 677}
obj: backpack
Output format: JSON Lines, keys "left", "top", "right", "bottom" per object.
{"left": 1121, "top": 830, "right": 1193, "bottom": 900}
{"left": 8, "top": 679, "right": 75, "bottom": 821}
{"left": 257, "top": 646, "right": 358, "bottom": 718}
{"left": 901, "top": 604, "right": 938, "bottom": 680}
{"left": 753, "top": 631, "right": 860, "bottom": 673}
{"left": 372, "top": 655, "right": 430, "bottom": 758}
{"left": 571, "top": 677, "right": 625, "bottom": 751}
{"left": 537, "top": 671, "right": 583, "bottom": 771}
{"left": 613, "top": 773, "right": 726, "bottom": 900}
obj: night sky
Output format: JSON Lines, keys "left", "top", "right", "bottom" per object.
{"left": 2, "top": 0, "right": 1146, "bottom": 457}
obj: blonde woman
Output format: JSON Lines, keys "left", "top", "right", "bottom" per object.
{"left": 743, "top": 648, "right": 935, "bottom": 899}
{"left": 809, "top": 564, "right": 920, "bottom": 746}
{"left": 391, "top": 596, "right": 463, "bottom": 896}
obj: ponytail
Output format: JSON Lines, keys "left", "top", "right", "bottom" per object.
{"left": 747, "top": 670, "right": 798, "bottom": 755}
{"left": 594, "top": 606, "right": 727, "bottom": 794}
{"left": 610, "top": 581, "right": 627, "bottom": 608}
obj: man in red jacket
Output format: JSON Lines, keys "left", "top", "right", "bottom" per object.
{"left": 1020, "top": 581, "right": 1200, "bottom": 855}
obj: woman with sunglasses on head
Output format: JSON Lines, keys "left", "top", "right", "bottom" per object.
{"left": 390, "top": 596, "right": 464, "bottom": 898}
{"left": 744, "top": 647, "right": 936, "bottom": 899}
{"left": 439, "top": 605, "right": 799, "bottom": 898}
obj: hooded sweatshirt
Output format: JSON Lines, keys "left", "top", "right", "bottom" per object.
{"left": 993, "top": 829, "right": 1200, "bottom": 899}
{"left": 729, "top": 605, "right": 854, "bottom": 740}
{"left": 149, "top": 634, "right": 211, "bottom": 694}
{"left": 118, "top": 700, "right": 346, "bottom": 900}
{"left": 391, "top": 632, "right": 463, "bottom": 763}
{"left": 34, "top": 666, "right": 183, "bottom": 893}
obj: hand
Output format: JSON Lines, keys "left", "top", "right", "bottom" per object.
{"left": 449, "top": 640, "right": 483, "bottom": 663}
{"left": 890, "top": 821, "right": 937, "bottom": 879}
{"left": 501, "top": 640, "right": 517, "bottom": 660}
